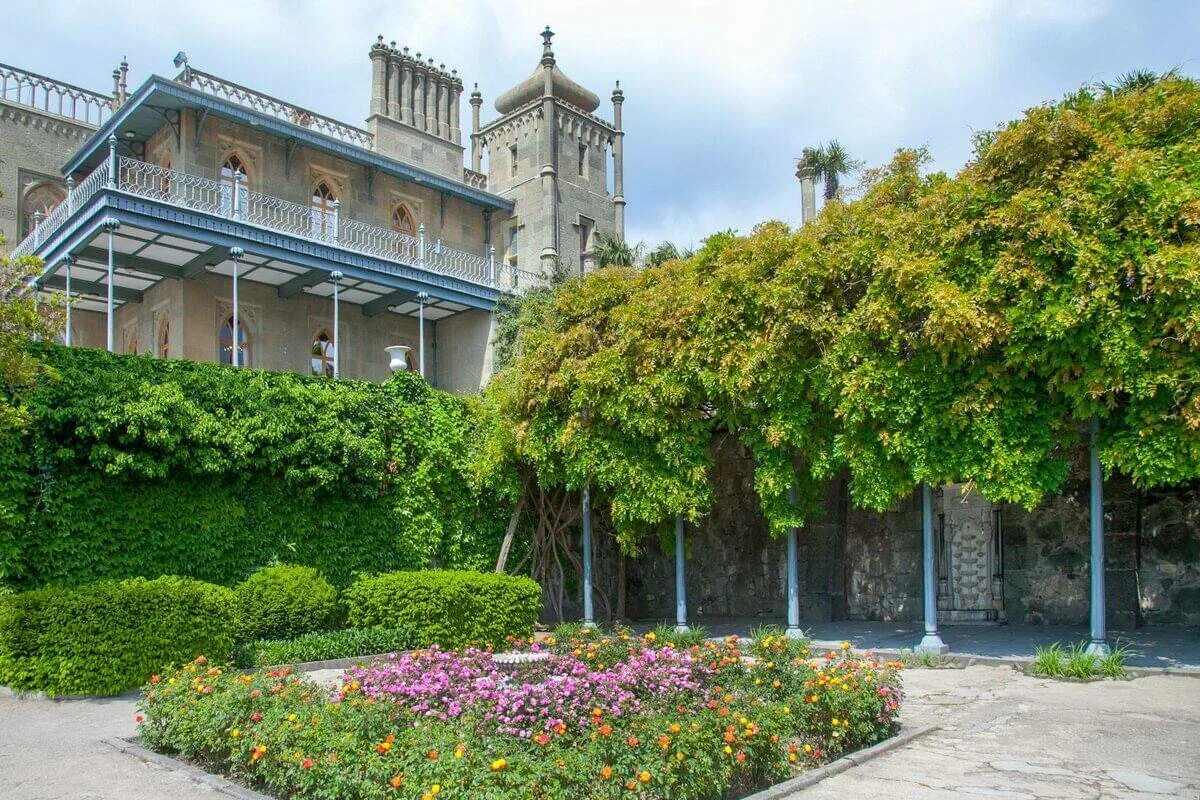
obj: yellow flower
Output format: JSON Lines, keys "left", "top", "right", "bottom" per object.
{"left": 645, "top": 632, "right": 657, "bottom": 642}
{"left": 782, "top": 706, "right": 790, "bottom": 714}
{"left": 230, "top": 729, "right": 241, "bottom": 738}
{"left": 491, "top": 758, "right": 507, "bottom": 772}
{"left": 841, "top": 641, "right": 851, "bottom": 650}
{"left": 723, "top": 745, "right": 733, "bottom": 755}
{"left": 638, "top": 771, "right": 651, "bottom": 783}
{"left": 675, "top": 752, "right": 684, "bottom": 761}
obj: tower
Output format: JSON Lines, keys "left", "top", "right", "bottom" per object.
{"left": 475, "top": 27, "right": 623, "bottom": 278}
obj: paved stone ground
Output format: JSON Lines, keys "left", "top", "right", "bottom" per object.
{"left": 633, "top": 619, "right": 1200, "bottom": 669}
{"left": 791, "top": 665, "right": 1200, "bottom": 799}
{"left": 2, "top": 666, "right": 1197, "bottom": 798}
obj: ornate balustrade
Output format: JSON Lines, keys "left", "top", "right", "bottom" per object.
{"left": 15, "top": 157, "right": 540, "bottom": 293}
{"left": 462, "top": 168, "right": 488, "bottom": 190}
{"left": 0, "top": 63, "right": 112, "bottom": 127}
{"left": 177, "top": 68, "right": 374, "bottom": 148}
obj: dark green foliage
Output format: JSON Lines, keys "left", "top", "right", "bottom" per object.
{"left": 1, "top": 344, "right": 507, "bottom": 589}
{"left": 234, "top": 565, "right": 338, "bottom": 643}
{"left": 235, "top": 626, "right": 416, "bottom": 668}
{"left": 0, "top": 576, "right": 236, "bottom": 696}
{"left": 343, "top": 570, "right": 542, "bottom": 648}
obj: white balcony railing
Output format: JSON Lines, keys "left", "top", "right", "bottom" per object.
{"left": 12, "top": 157, "right": 540, "bottom": 293}
{"left": 0, "top": 63, "right": 112, "bottom": 127}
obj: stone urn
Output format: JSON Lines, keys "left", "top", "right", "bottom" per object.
{"left": 385, "top": 345, "right": 411, "bottom": 373}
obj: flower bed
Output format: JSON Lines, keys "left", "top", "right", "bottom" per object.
{"left": 139, "top": 632, "right": 903, "bottom": 799}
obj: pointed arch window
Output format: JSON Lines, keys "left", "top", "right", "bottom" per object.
{"left": 22, "top": 182, "right": 65, "bottom": 239}
{"left": 219, "top": 154, "right": 250, "bottom": 216}
{"left": 127, "top": 334, "right": 139, "bottom": 356}
{"left": 310, "top": 328, "right": 336, "bottom": 377}
{"left": 310, "top": 180, "right": 337, "bottom": 240}
{"left": 158, "top": 317, "right": 170, "bottom": 358}
{"left": 218, "top": 315, "right": 250, "bottom": 366}
{"left": 392, "top": 204, "right": 416, "bottom": 236}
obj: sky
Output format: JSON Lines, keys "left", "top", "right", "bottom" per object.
{"left": 3, "top": 0, "right": 1197, "bottom": 248}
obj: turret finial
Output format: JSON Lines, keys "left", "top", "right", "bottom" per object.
{"left": 541, "top": 25, "right": 555, "bottom": 62}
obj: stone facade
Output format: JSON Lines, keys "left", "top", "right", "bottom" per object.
{"left": 0, "top": 100, "right": 96, "bottom": 246}
{"left": 618, "top": 436, "right": 1200, "bottom": 628}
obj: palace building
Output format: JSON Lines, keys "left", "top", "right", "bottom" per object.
{"left": 0, "top": 27, "right": 624, "bottom": 391}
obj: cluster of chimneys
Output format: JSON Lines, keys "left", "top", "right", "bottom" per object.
{"left": 369, "top": 36, "right": 464, "bottom": 145}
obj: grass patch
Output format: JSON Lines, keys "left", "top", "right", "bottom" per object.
{"left": 1030, "top": 641, "right": 1129, "bottom": 680}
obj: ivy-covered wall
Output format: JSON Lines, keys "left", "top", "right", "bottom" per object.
{"left": 0, "top": 345, "right": 507, "bottom": 590}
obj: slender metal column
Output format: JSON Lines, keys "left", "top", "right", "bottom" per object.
{"left": 674, "top": 515, "right": 689, "bottom": 633}
{"left": 103, "top": 218, "right": 120, "bottom": 352}
{"left": 331, "top": 270, "right": 343, "bottom": 378}
{"left": 581, "top": 483, "right": 595, "bottom": 627}
{"left": 916, "top": 482, "right": 949, "bottom": 654}
{"left": 416, "top": 291, "right": 428, "bottom": 378}
{"left": 1086, "top": 417, "right": 1110, "bottom": 656}
{"left": 106, "top": 135, "right": 117, "bottom": 189}
{"left": 63, "top": 255, "right": 74, "bottom": 346}
{"left": 786, "top": 487, "right": 803, "bottom": 638}
{"left": 229, "top": 246, "right": 244, "bottom": 367}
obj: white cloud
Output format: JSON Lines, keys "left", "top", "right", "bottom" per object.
{"left": 0, "top": 0, "right": 1188, "bottom": 247}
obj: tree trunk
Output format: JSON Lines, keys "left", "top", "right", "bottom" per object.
{"left": 494, "top": 491, "right": 526, "bottom": 573}
{"left": 616, "top": 551, "right": 627, "bottom": 621}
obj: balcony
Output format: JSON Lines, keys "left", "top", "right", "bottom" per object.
{"left": 13, "top": 157, "right": 537, "bottom": 300}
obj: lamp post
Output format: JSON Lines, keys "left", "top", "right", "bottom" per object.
{"left": 416, "top": 291, "right": 429, "bottom": 378}
{"left": 330, "top": 270, "right": 343, "bottom": 378}
{"left": 103, "top": 217, "right": 120, "bottom": 352}
{"left": 229, "top": 246, "right": 244, "bottom": 366}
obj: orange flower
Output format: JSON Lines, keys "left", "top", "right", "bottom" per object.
{"left": 599, "top": 765, "right": 613, "bottom": 780}
{"left": 657, "top": 735, "right": 671, "bottom": 750}
{"left": 599, "top": 724, "right": 613, "bottom": 736}
{"left": 736, "top": 751, "right": 747, "bottom": 764}
{"left": 376, "top": 742, "right": 393, "bottom": 755}
{"left": 626, "top": 736, "right": 639, "bottom": 748}
{"left": 390, "top": 775, "right": 403, "bottom": 789}
{"left": 427, "top": 749, "right": 438, "bottom": 761}
{"left": 534, "top": 732, "right": 550, "bottom": 746}
{"left": 638, "top": 771, "right": 652, "bottom": 783}
{"left": 301, "top": 758, "right": 314, "bottom": 770}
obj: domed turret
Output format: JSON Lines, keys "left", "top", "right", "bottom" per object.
{"left": 494, "top": 27, "right": 600, "bottom": 114}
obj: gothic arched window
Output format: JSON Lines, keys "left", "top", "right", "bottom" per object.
{"left": 219, "top": 153, "right": 250, "bottom": 216}
{"left": 218, "top": 315, "right": 250, "bottom": 366}
{"left": 21, "top": 182, "right": 65, "bottom": 239}
{"left": 310, "top": 328, "right": 336, "bottom": 377}
{"left": 158, "top": 317, "right": 170, "bottom": 358}
{"left": 310, "top": 180, "right": 337, "bottom": 240}
{"left": 392, "top": 204, "right": 416, "bottom": 236}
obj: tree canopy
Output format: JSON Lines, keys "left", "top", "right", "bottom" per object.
{"left": 478, "top": 74, "right": 1200, "bottom": 547}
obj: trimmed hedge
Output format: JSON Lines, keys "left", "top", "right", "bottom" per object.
{"left": 234, "top": 565, "right": 338, "bottom": 642}
{"left": 343, "top": 570, "right": 541, "bottom": 648}
{"left": 0, "top": 576, "right": 236, "bottom": 696}
{"left": 236, "top": 626, "right": 415, "bottom": 668}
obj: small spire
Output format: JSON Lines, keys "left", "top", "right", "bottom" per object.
{"left": 541, "top": 25, "right": 555, "bottom": 63}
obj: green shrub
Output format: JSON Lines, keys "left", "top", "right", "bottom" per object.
{"left": 2, "top": 344, "right": 508, "bottom": 591}
{"left": 236, "top": 626, "right": 414, "bottom": 668}
{"left": 0, "top": 576, "right": 235, "bottom": 696}
{"left": 343, "top": 570, "right": 541, "bottom": 648}
{"left": 235, "top": 565, "right": 337, "bottom": 643}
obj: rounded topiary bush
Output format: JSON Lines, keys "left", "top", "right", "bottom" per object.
{"left": 0, "top": 575, "right": 236, "bottom": 696}
{"left": 234, "top": 565, "right": 338, "bottom": 643}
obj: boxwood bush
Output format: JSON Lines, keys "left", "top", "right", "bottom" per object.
{"left": 234, "top": 565, "right": 338, "bottom": 642}
{"left": 0, "top": 576, "right": 236, "bottom": 696}
{"left": 236, "top": 626, "right": 415, "bottom": 668}
{"left": 343, "top": 570, "right": 541, "bottom": 648}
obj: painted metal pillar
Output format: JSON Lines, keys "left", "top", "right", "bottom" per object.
{"left": 230, "top": 246, "right": 244, "bottom": 367}
{"left": 330, "top": 270, "right": 343, "bottom": 379}
{"left": 106, "top": 135, "right": 117, "bottom": 189}
{"left": 416, "top": 291, "right": 428, "bottom": 378}
{"left": 63, "top": 255, "right": 74, "bottom": 346}
{"left": 786, "top": 487, "right": 803, "bottom": 638}
{"left": 103, "top": 217, "right": 119, "bottom": 352}
{"left": 581, "top": 483, "right": 596, "bottom": 627}
{"left": 916, "top": 482, "right": 949, "bottom": 654}
{"left": 674, "top": 515, "right": 690, "bottom": 632}
{"left": 1086, "top": 417, "right": 1110, "bottom": 656}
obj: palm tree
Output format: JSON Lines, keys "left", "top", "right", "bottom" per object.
{"left": 643, "top": 241, "right": 695, "bottom": 268}
{"left": 592, "top": 233, "right": 644, "bottom": 268}
{"left": 795, "top": 140, "right": 861, "bottom": 202}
